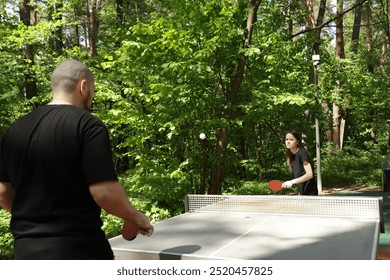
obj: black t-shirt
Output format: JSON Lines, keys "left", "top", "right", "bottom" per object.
{"left": 0, "top": 105, "right": 118, "bottom": 258}
{"left": 290, "top": 148, "right": 318, "bottom": 195}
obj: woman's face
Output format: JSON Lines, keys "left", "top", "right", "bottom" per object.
{"left": 285, "top": 133, "right": 299, "bottom": 150}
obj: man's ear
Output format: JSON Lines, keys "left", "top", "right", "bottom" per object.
{"left": 79, "top": 79, "right": 88, "bottom": 96}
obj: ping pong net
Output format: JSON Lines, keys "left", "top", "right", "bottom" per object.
{"left": 185, "top": 195, "right": 384, "bottom": 232}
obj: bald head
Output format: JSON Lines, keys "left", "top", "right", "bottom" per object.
{"left": 49, "top": 59, "right": 95, "bottom": 110}
{"left": 51, "top": 59, "right": 94, "bottom": 93}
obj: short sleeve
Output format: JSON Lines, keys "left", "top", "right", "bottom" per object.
{"left": 299, "top": 149, "right": 311, "bottom": 163}
{"left": 82, "top": 123, "right": 118, "bottom": 185}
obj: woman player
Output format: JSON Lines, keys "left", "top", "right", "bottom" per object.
{"left": 282, "top": 131, "right": 318, "bottom": 195}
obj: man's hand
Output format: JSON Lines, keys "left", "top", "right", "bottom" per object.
{"left": 135, "top": 211, "right": 154, "bottom": 237}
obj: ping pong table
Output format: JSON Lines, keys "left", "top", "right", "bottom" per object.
{"left": 109, "top": 195, "right": 384, "bottom": 260}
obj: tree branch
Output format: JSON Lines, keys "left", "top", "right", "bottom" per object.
{"left": 289, "top": 0, "right": 369, "bottom": 39}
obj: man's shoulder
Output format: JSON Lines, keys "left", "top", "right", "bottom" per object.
{"left": 56, "top": 105, "right": 106, "bottom": 129}
{"left": 46, "top": 104, "right": 101, "bottom": 121}
{"left": 11, "top": 105, "right": 104, "bottom": 132}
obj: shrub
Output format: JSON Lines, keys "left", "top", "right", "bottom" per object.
{"left": 0, "top": 210, "right": 13, "bottom": 260}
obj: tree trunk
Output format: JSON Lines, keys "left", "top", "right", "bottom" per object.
{"left": 74, "top": 9, "right": 80, "bottom": 47}
{"left": 19, "top": 0, "right": 37, "bottom": 99}
{"left": 334, "top": 0, "right": 346, "bottom": 151}
{"left": 209, "top": 128, "right": 227, "bottom": 194}
{"left": 311, "top": 0, "right": 333, "bottom": 147}
{"left": 364, "top": 3, "right": 374, "bottom": 73}
{"left": 305, "top": 0, "right": 315, "bottom": 85}
{"left": 286, "top": 0, "right": 293, "bottom": 36}
{"left": 305, "top": 0, "right": 315, "bottom": 30}
{"left": 335, "top": 0, "right": 346, "bottom": 61}
{"left": 332, "top": 99, "right": 340, "bottom": 149}
{"left": 322, "top": 100, "right": 332, "bottom": 141}
{"left": 208, "top": 0, "right": 261, "bottom": 194}
{"left": 116, "top": 0, "right": 124, "bottom": 24}
{"left": 351, "top": 0, "right": 363, "bottom": 53}
{"left": 381, "top": 43, "right": 388, "bottom": 72}
{"left": 86, "top": 0, "right": 100, "bottom": 57}
{"left": 342, "top": 0, "right": 364, "bottom": 149}
{"left": 49, "top": 0, "right": 64, "bottom": 53}
{"left": 377, "top": 0, "right": 390, "bottom": 41}
{"left": 313, "top": 0, "right": 327, "bottom": 55}
{"left": 198, "top": 136, "right": 208, "bottom": 194}
{"left": 308, "top": 0, "right": 325, "bottom": 83}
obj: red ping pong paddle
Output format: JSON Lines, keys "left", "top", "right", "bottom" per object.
{"left": 122, "top": 220, "right": 139, "bottom": 241}
{"left": 268, "top": 180, "right": 283, "bottom": 191}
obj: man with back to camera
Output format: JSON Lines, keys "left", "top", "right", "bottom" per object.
{"left": 0, "top": 59, "right": 153, "bottom": 259}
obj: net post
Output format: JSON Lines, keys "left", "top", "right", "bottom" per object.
{"left": 379, "top": 197, "right": 385, "bottom": 233}
{"left": 184, "top": 195, "right": 190, "bottom": 212}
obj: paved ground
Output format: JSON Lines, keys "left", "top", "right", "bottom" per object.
{"left": 322, "top": 186, "right": 390, "bottom": 259}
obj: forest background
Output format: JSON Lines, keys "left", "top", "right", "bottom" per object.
{"left": 0, "top": 0, "right": 389, "bottom": 259}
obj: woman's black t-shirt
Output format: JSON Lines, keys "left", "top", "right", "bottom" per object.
{"left": 290, "top": 148, "right": 318, "bottom": 195}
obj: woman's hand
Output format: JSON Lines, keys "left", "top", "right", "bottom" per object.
{"left": 282, "top": 181, "right": 293, "bottom": 188}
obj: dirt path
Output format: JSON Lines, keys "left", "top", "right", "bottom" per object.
{"left": 320, "top": 185, "right": 382, "bottom": 195}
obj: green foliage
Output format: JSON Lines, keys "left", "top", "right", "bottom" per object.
{"left": 101, "top": 211, "right": 122, "bottom": 239}
{"left": 322, "top": 144, "right": 387, "bottom": 188}
{"left": 1, "top": 0, "right": 390, "bottom": 259}
{"left": 318, "top": 50, "right": 390, "bottom": 152}
{"left": 119, "top": 161, "right": 192, "bottom": 219}
{"left": 226, "top": 181, "right": 295, "bottom": 195}
{"left": 0, "top": 210, "right": 13, "bottom": 260}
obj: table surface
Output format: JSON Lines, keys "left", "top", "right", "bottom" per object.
{"left": 109, "top": 195, "right": 382, "bottom": 260}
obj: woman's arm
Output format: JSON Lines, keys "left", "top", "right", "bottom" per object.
{"left": 282, "top": 161, "right": 313, "bottom": 188}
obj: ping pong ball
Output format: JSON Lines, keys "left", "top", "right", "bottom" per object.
{"left": 199, "top": 133, "right": 206, "bottom": 140}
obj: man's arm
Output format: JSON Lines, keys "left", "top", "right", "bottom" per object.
{"left": 0, "top": 182, "right": 14, "bottom": 212}
{"left": 89, "top": 180, "right": 154, "bottom": 236}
